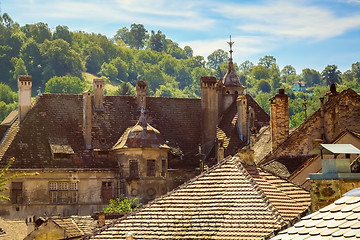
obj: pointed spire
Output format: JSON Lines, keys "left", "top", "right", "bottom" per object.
{"left": 222, "top": 36, "right": 243, "bottom": 87}
{"left": 227, "top": 35, "right": 234, "bottom": 63}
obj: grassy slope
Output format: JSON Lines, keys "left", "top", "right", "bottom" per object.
{"left": 82, "top": 72, "right": 119, "bottom": 94}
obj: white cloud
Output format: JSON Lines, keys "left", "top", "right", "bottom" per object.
{"left": 213, "top": 0, "right": 360, "bottom": 40}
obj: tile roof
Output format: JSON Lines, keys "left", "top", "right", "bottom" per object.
{"left": 216, "top": 95, "right": 270, "bottom": 158}
{"left": 52, "top": 217, "right": 85, "bottom": 238}
{"left": 86, "top": 156, "right": 310, "bottom": 240}
{"left": 260, "top": 88, "right": 360, "bottom": 174}
{"left": 271, "top": 188, "right": 360, "bottom": 240}
{"left": 0, "top": 94, "right": 202, "bottom": 169}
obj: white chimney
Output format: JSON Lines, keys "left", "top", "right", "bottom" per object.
{"left": 18, "top": 75, "right": 32, "bottom": 123}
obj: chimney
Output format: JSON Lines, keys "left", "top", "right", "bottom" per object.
{"left": 18, "top": 75, "right": 32, "bottom": 123}
{"left": 93, "top": 78, "right": 104, "bottom": 110}
{"left": 98, "top": 212, "right": 105, "bottom": 227}
{"left": 83, "top": 90, "right": 92, "bottom": 149}
{"left": 200, "top": 76, "right": 219, "bottom": 158}
{"left": 269, "top": 89, "right": 289, "bottom": 152}
{"left": 136, "top": 80, "right": 147, "bottom": 109}
{"left": 236, "top": 95, "right": 249, "bottom": 144}
{"left": 26, "top": 216, "right": 36, "bottom": 234}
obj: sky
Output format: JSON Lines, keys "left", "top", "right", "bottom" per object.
{"left": 2, "top": 0, "right": 360, "bottom": 73}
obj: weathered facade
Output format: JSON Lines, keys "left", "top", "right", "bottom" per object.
{"left": 261, "top": 85, "right": 360, "bottom": 180}
{"left": 0, "top": 45, "right": 269, "bottom": 219}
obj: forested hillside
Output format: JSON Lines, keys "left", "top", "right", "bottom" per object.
{"left": 0, "top": 13, "right": 359, "bottom": 127}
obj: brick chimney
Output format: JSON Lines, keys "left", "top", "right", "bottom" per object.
{"left": 136, "top": 80, "right": 147, "bottom": 109}
{"left": 93, "top": 78, "right": 104, "bottom": 110}
{"left": 269, "top": 89, "right": 289, "bottom": 152}
{"left": 83, "top": 90, "right": 92, "bottom": 149}
{"left": 18, "top": 75, "right": 32, "bottom": 123}
{"left": 201, "top": 76, "right": 219, "bottom": 158}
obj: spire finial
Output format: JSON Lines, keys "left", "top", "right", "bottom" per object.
{"left": 227, "top": 35, "right": 234, "bottom": 61}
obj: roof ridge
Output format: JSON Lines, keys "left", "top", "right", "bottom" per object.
{"left": 0, "top": 119, "right": 20, "bottom": 162}
{"left": 233, "top": 157, "right": 286, "bottom": 226}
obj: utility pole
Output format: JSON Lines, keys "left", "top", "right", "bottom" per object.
{"left": 303, "top": 99, "right": 307, "bottom": 120}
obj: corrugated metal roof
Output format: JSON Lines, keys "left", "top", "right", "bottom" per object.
{"left": 309, "top": 144, "right": 360, "bottom": 155}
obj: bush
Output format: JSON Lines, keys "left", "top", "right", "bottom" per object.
{"left": 103, "top": 194, "right": 141, "bottom": 213}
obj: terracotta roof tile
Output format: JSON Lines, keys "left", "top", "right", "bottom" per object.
{"left": 86, "top": 156, "right": 309, "bottom": 240}
{"left": 271, "top": 189, "right": 360, "bottom": 240}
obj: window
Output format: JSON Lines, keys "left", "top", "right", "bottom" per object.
{"left": 11, "top": 182, "right": 23, "bottom": 204}
{"left": 49, "top": 182, "right": 78, "bottom": 204}
{"left": 161, "top": 160, "right": 166, "bottom": 177}
{"left": 147, "top": 160, "right": 156, "bottom": 177}
{"left": 129, "top": 160, "right": 139, "bottom": 178}
{"left": 101, "top": 181, "right": 113, "bottom": 203}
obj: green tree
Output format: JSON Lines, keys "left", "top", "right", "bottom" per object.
{"left": 258, "top": 55, "right": 276, "bottom": 69}
{"left": 258, "top": 79, "right": 271, "bottom": 93}
{"left": 321, "top": 65, "right": 342, "bottom": 86}
{"left": 1, "top": 13, "right": 14, "bottom": 28}
{"left": 53, "top": 25, "right": 72, "bottom": 44}
{"left": 116, "top": 82, "right": 136, "bottom": 96}
{"left": 0, "top": 83, "right": 16, "bottom": 104}
{"left": 239, "top": 60, "right": 254, "bottom": 71}
{"left": 184, "top": 46, "right": 193, "bottom": 58}
{"left": 11, "top": 58, "right": 28, "bottom": 82}
{"left": 84, "top": 44, "right": 105, "bottom": 74}
{"left": 148, "top": 30, "right": 166, "bottom": 52}
{"left": 251, "top": 65, "right": 270, "bottom": 80}
{"left": 98, "top": 62, "right": 118, "bottom": 82}
{"left": 129, "top": 24, "right": 147, "bottom": 49}
{"left": 45, "top": 76, "right": 86, "bottom": 94}
{"left": 110, "top": 57, "right": 129, "bottom": 81}
{"left": 351, "top": 62, "right": 360, "bottom": 82}
{"left": 113, "top": 27, "right": 130, "bottom": 45}
{"left": 103, "top": 194, "right": 141, "bottom": 213}
{"left": 28, "top": 22, "right": 52, "bottom": 44}
{"left": 20, "top": 38, "right": 43, "bottom": 88}
{"left": 302, "top": 68, "right": 321, "bottom": 87}
{"left": 207, "top": 49, "right": 228, "bottom": 70}
{"left": 40, "top": 39, "right": 83, "bottom": 81}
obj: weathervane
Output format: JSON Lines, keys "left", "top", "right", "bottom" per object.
{"left": 227, "top": 35, "right": 234, "bottom": 61}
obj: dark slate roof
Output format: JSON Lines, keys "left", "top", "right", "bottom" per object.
{"left": 216, "top": 95, "right": 270, "bottom": 158}
{"left": 271, "top": 188, "right": 360, "bottom": 240}
{"left": 86, "top": 156, "right": 310, "bottom": 240}
{"left": 113, "top": 111, "right": 169, "bottom": 150}
{"left": 0, "top": 94, "right": 201, "bottom": 169}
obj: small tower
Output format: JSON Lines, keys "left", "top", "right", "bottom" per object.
{"left": 270, "top": 89, "right": 289, "bottom": 152}
{"left": 93, "top": 78, "right": 104, "bottom": 110}
{"left": 221, "top": 36, "right": 246, "bottom": 112}
{"left": 136, "top": 80, "right": 147, "bottom": 110}
{"left": 18, "top": 75, "right": 32, "bottom": 123}
{"left": 237, "top": 95, "right": 249, "bottom": 144}
{"left": 112, "top": 108, "right": 170, "bottom": 203}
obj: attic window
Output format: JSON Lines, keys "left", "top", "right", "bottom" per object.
{"left": 49, "top": 137, "right": 74, "bottom": 160}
